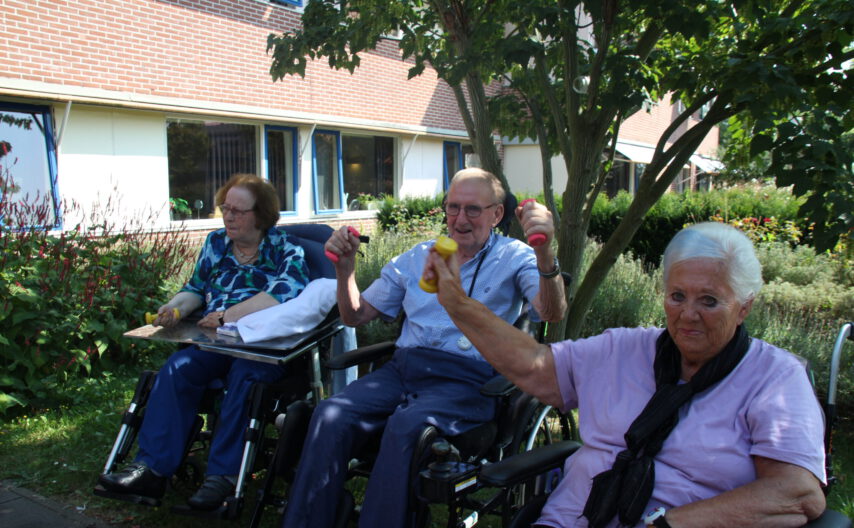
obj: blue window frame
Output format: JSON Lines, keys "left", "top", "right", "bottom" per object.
{"left": 312, "top": 129, "right": 344, "bottom": 214}
{"left": 443, "top": 141, "right": 463, "bottom": 191}
{"left": 264, "top": 125, "right": 298, "bottom": 215}
{"left": 0, "top": 102, "right": 60, "bottom": 229}
{"left": 270, "top": 0, "right": 302, "bottom": 7}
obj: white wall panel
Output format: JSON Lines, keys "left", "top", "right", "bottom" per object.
{"left": 57, "top": 105, "right": 170, "bottom": 229}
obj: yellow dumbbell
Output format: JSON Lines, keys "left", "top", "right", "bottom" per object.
{"left": 145, "top": 307, "right": 180, "bottom": 325}
{"left": 419, "top": 236, "right": 459, "bottom": 293}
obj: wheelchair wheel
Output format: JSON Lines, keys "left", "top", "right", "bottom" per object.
{"left": 523, "top": 404, "right": 573, "bottom": 452}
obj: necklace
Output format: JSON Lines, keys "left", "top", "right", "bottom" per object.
{"left": 234, "top": 244, "right": 259, "bottom": 264}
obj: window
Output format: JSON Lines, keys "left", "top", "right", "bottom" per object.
{"left": 443, "top": 141, "right": 463, "bottom": 191}
{"left": 342, "top": 134, "right": 394, "bottom": 209}
{"left": 312, "top": 130, "right": 344, "bottom": 213}
{"left": 696, "top": 171, "right": 712, "bottom": 192}
{"left": 167, "top": 119, "right": 257, "bottom": 220}
{"left": 673, "top": 167, "right": 692, "bottom": 193}
{"left": 633, "top": 163, "right": 646, "bottom": 193}
{"left": 0, "top": 102, "right": 60, "bottom": 228}
{"left": 443, "top": 141, "right": 474, "bottom": 190}
{"left": 604, "top": 159, "right": 630, "bottom": 198}
{"left": 265, "top": 125, "right": 298, "bottom": 213}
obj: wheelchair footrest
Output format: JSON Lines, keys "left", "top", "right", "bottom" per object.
{"left": 92, "top": 484, "right": 161, "bottom": 507}
{"left": 171, "top": 495, "right": 242, "bottom": 520}
{"left": 418, "top": 461, "right": 479, "bottom": 504}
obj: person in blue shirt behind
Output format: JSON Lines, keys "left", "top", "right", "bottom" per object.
{"left": 281, "top": 168, "right": 567, "bottom": 528}
{"left": 98, "top": 173, "right": 309, "bottom": 510}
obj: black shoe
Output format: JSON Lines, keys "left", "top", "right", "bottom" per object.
{"left": 98, "top": 462, "right": 167, "bottom": 499}
{"left": 186, "top": 475, "right": 236, "bottom": 510}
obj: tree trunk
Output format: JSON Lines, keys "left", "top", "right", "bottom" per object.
{"left": 564, "top": 129, "right": 709, "bottom": 338}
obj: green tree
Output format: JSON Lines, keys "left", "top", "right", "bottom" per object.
{"left": 268, "top": 0, "right": 854, "bottom": 339}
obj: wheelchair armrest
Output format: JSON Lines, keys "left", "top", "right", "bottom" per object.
{"left": 325, "top": 341, "right": 396, "bottom": 370}
{"left": 804, "top": 510, "right": 852, "bottom": 528}
{"left": 480, "top": 374, "right": 517, "bottom": 397}
{"left": 479, "top": 440, "right": 581, "bottom": 488}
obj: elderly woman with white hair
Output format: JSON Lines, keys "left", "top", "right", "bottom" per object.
{"left": 427, "top": 222, "right": 826, "bottom": 528}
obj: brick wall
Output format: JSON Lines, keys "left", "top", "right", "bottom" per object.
{"left": 620, "top": 93, "right": 719, "bottom": 157}
{"left": 1, "top": 0, "right": 466, "bottom": 131}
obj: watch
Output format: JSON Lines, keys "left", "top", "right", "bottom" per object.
{"left": 538, "top": 256, "right": 561, "bottom": 279}
{"left": 218, "top": 312, "right": 226, "bottom": 327}
{"left": 642, "top": 507, "right": 671, "bottom": 528}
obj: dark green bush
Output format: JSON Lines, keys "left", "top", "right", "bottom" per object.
{"left": 0, "top": 195, "right": 195, "bottom": 414}
{"left": 588, "top": 185, "right": 807, "bottom": 265}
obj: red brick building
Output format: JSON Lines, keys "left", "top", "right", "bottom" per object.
{"left": 0, "top": 0, "right": 719, "bottom": 235}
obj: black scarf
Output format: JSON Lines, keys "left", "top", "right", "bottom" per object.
{"left": 582, "top": 325, "right": 751, "bottom": 527}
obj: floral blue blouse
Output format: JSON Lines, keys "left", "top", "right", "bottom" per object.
{"left": 180, "top": 227, "right": 309, "bottom": 315}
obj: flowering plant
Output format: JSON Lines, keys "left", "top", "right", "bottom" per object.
{"left": 0, "top": 188, "right": 196, "bottom": 414}
{"left": 709, "top": 213, "right": 804, "bottom": 245}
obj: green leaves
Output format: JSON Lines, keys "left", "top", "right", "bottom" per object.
{"left": 0, "top": 199, "right": 195, "bottom": 415}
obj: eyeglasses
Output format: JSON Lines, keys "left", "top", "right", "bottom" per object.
{"left": 219, "top": 204, "right": 255, "bottom": 218}
{"left": 445, "top": 203, "right": 499, "bottom": 218}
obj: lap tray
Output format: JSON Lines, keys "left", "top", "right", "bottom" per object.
{"left": 123, "top": 316, "right": 343, "bottom": 365}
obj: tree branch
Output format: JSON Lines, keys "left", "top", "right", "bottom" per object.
{"left": 653, "top": 90, "right": 717, "bottom": 156}
{"left": 585, "top": 0, "right": 616, "bottom": 112}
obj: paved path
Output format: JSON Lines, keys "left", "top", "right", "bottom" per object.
{"left": 0, "top": 481, "right": 109, "bottom": 528}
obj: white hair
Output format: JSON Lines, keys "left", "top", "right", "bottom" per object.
{"left": 662, "top": 222, "right": 763, "bottom": 304}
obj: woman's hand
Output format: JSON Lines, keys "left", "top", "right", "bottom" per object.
{"left": 152, "top": 304, "right": 181, "bottom": 327}
{"left": 198, "top": 310, "right": 226, "bottom": 329}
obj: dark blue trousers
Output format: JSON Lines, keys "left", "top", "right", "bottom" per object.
{"left": 281, "top": 347, "right": 497, "bottom": 528}
{"left": 135, "top": 345, "right": 285, "bottom": 477}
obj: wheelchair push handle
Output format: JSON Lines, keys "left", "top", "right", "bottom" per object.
{"left": 419, "top": 235, "right": 458, "bottom": 293}
{"left": 519, "top": 199, "right": 547, "bottom": 247}
{"left": 145, "top": 307, "right": 180, "bottom": 326}
{"left": 325, "top": 226, "right": 368, "bottom": 263}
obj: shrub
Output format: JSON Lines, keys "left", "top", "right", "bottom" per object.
{"left": 578, "top": 236, "right": 851, "bottom": 404}
{"left": 580, "top": 239, "right": 664, "bottom": 336}
{"left": 587, "top": 185, "right": 807, "bottom": 264}
{"left": 376, "top": 195, "right": 444, "bottom": 234}
{"left": 0, "top": 193, "right": 195, "bottom": 414}
{"left": 754, "top": 241, "right": 853, "bottom": 318}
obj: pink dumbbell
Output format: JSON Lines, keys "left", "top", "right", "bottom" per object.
{"left": 325, "top": 226, "right": 362, "bottom": 263}
{"left": 519, "top": 199, "right": 547, "bottom": 246}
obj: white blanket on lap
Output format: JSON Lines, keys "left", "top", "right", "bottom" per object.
{"left": 236, "top": 278, "right": 337, "bottom": 343}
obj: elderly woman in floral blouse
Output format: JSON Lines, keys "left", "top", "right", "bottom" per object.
{"left": 99, "top": 174, "right": 308, "bottom": 510}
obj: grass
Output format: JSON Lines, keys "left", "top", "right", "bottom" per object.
{"left": 1, "top": 230, "right": 852, "bottom": 526}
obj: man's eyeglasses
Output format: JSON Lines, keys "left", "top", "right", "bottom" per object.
{"left": 445, "top": 203, "right": 499, "bottom": 218}
{"left": 219, "top": 204, "right": 255, "bottom": 218}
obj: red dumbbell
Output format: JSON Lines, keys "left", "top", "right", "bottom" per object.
{"left": 519, "top": 199, "right": 547, "bottom": 246}
{"left": 325, "top": 226, "right": 362, "bottom": 263}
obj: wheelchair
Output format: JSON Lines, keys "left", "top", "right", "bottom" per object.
{"left": 248, "top": 195, "right": 573, "bottom": 527}
{"left": 249, "top": 272, "right": 576, "bottom": 528}
{"left": 247, "top": 342, "right": 576, "bottom": 528}
{"left": 93, "top": 222, "right": 354, "bottom": 521}
{"left": 460, "top": 321, "right": 854, "bottom": 528}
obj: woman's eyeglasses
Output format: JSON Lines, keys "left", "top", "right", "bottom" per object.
{"left": 219, "top": 204, "right": 255, "bottom": 218}
{"left": 445, "top": 203, "right": 498, "bottom": 218}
